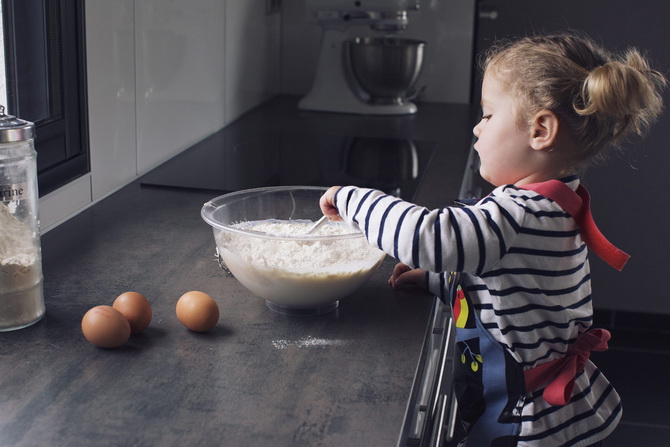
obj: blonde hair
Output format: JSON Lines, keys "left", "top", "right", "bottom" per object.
{"left": 482, "top": 32, "right": 667, "bottom": 166}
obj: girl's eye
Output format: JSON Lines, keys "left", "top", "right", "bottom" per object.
{"left": 482, "top": 115, "right": 492, "bottom": 121}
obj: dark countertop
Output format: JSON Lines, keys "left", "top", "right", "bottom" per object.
{"left": 0, "top": 96, "right": 476, "bottom": 447}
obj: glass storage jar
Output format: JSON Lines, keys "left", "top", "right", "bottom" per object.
{"left": 0, "top": 106, "right": 45, "bottom": 331}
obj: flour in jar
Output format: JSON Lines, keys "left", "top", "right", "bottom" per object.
{"left": 224, "top": 219, "right": 381, "bottom": 271}
{"left": 0, "top": 202, "right": 43, "bottom": 329}
{"left": 0, "top": 202, "right": 38, "bottom": 284}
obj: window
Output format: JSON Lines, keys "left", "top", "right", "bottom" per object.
{"left": 1, "top": 0, "right": 88, "bottom": 196}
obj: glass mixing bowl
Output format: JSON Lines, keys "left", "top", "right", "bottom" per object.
{"left": 201, "top": 186, "right": 385, "bottom": 315}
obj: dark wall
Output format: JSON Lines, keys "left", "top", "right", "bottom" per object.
{"left": 473, "top": 0, "right": 670, "bottom": 313}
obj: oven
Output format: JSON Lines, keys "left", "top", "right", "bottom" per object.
{"left": 397, "top": 136, "right": 489, "bottom": 447}
{"left": 397, "top": 297, "right": 459, "bottom": 446}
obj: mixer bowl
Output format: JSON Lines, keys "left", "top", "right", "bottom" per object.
{"left": 348, "top": 37, "right": 426, "bottom": 105}
{"left": 201, "top": 186, "right": 386, "bottom": 315}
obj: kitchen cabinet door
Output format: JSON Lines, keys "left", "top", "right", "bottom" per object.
{"left": 473, "top": 0, "right": 670, "bottom": 314}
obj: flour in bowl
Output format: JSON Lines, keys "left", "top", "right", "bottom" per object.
{"left": 214, "top": 219, "right": 385, "bottom": 307}
{"left": 227, "top": 219, "right": 378, "bottom": 270}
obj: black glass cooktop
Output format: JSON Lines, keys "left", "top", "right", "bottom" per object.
{"left": 141, "top": 129, "right": 436, "bottom": 202}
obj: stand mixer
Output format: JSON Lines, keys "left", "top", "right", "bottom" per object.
{"left": 298, "top": 0, "right": 424, "bottom": 115}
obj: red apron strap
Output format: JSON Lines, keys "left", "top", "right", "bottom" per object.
{"left": 524, "top": 329, "right": 611, "bottom": 405}
{"left": 521, "top": 180, "right": 630, "bottom": 271}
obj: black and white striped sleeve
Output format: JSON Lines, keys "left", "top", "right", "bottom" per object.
{"left": 333, "top": 186, "right": 526, "bottom": 276}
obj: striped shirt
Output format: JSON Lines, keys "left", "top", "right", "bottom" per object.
{"left": 333, "top": 176, "right": 622, "bottom": 446}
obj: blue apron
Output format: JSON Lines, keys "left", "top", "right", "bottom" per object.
{"left": 448, "top": 181, "right": 626, "bottom": 446}
{"left": 449, "top": 272, "right": 524, "bottom": 447}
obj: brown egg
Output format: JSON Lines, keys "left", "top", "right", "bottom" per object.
{"left": 176, "top": 291, "right": 219, "bottom": 332}
{"left": 81, "top": 305, "right": 131, "bottom": 348}
{"left": 113, "top": 291, "right": 152, "bottom": 333}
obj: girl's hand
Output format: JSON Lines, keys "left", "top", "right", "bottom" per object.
{"left": 319, "top": 186, "right": 343, "bottom": 221}
{"left": 388, "top": 263, "right": 426, "bottom": 290}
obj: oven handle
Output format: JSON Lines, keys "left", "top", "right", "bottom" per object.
{"left": 445, "top": 389, "right": 459, "bottom": 443}
{"left": 429, "top": 318, "right": 457, "bottom": 446}
{"left": 432, "top": 394, "right": 449, "bottom": 446}
{"left": 431, "top": 319, "right": 452, "bottom": 420}
{"left": 397, "top": 299, "right": 457, "bottom": 447}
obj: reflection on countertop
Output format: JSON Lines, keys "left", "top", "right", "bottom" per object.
{"left": 141, "top": 131, "right": 435, "bottom": 203}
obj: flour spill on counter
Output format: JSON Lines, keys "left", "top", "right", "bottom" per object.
{"left": 272, "top": 335, "right": 349, "bottom": 350}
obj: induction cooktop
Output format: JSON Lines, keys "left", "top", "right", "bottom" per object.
{"left": 141, "top": 129, "right": 436, "bottom": 202}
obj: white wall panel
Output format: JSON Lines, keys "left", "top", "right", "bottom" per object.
{"left": 224, "top": 0, "right": 281, "bottom": 121}
{"left": 85, "top": 0, "right": 137, "bottom": 201}
{"left": 134, "top": 0, "right": 226, "bottom": 174}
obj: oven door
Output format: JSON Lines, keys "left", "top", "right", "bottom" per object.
{"left": 397, "top": 297, "right": 459, "bottom": 447}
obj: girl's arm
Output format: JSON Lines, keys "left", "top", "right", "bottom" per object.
{"left": 324, "top": 186, "right": 520, "bottom": 276}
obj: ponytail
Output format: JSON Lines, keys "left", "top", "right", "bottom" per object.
{"left": 577, "top": 50, "right": 666, "bottom": 141}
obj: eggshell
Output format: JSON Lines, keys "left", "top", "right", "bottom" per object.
{"left": 176, "top": 291, "right": 219, "bottom": 332}
{"left": 81, "top": 305, "right": 131, "bottom": 348}
{"left": 113, "top": 291, "right": 152, "bottom": 333}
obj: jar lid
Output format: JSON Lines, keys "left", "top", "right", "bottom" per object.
{"left": 0, "top": 105, "right": 35, "bottom": 142}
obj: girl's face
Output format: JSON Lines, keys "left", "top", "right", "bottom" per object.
{"left": 472, "top": 72, "right": 536, "bottom": 186}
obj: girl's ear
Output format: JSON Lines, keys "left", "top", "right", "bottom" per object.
{"left": 529, "top": 110, "right": 559, "bottom": 151}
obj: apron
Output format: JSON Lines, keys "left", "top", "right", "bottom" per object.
{"left": 449, "top": 180, "right": 627, "bottom": 446}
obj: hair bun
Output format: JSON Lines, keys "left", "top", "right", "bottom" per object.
{"left": 578, "top": 49, "right": 666, "bottom": 138}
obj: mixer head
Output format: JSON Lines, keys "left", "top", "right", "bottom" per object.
{"left": 306, "top": 0, "right": 420, "bottom": 31}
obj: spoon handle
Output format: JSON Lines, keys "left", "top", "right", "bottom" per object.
{"left": 306, "top": 215, "right": 329, "bottom": 234}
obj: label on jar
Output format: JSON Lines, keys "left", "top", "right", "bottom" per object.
{"left": 0, "top": 183, "right": 28, "bottom": 202}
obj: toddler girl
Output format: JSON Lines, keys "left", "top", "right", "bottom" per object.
{"left": 319, "top": 32, "right": 666, "bottom": 446}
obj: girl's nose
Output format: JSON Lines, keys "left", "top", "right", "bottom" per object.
{"left": 473, "top": 121, "right": 482, "bottom": 138}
